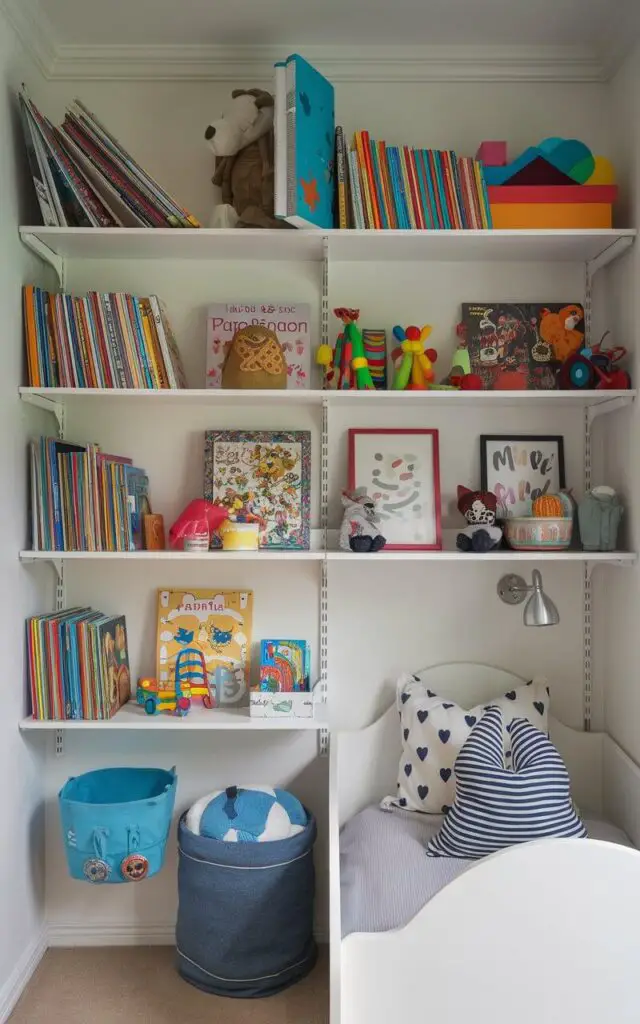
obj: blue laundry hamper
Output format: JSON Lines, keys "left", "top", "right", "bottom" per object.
{"left": 176, "top": 807, "right": 317, "bottom": 997}
{"left": 59, "top": 766, "right": 177, "bottom": 884}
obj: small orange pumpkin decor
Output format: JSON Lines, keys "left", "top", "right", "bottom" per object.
{"left": 532, "top": 495, "right": 565, "bottom": 518}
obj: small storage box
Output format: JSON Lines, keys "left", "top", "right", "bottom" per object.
{"left": 59, "top": 766, "right": 177, "bottom": 884}
{"left": 176, "top": 809, "right": 317, "bottom": 997}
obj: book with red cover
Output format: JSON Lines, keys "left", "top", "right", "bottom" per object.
{"left": 404, "top": 147, "right": 425, "bottom": 229}
{"left": 361, "top": 131, "right": 382, "bottom": 228}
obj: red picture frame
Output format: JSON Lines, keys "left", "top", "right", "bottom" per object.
{"left": 348, "top": 428, "right": 442, "bottom": 551}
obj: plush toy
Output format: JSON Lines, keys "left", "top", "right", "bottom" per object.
{"left": 339, "top": 488, "right": 386, "bottom": 552}
{"left": 204, "top": 89, "right": 288, "bottom": 229}
{"left": 169, "top": 500, "right": 229, "bottom": 550}
{"left": 221, "top": 324, "right": 287, "bottom": 389}
{"left": 455, "top": 486, "right": 503, "bottom": 552}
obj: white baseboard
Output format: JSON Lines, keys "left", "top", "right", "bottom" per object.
{"left": 48, "top": 922, "right": 175, "bottom": 947}
{"left": 0, "top": 927, "right": 47, "bottom": 1023}
{"left": 48, "top": 920, "right": 329, "bottom": 947}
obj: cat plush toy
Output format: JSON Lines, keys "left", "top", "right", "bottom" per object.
{"left": 456, "top": 485, "right": 503, "bottom": 553}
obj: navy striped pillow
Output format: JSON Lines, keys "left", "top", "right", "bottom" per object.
{"left": 427, "top": 707, "right": 586, "bottom": 859}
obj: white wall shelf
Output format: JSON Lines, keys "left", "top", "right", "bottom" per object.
{"left": 19, "top": 548, "right": 636, "bottom": 566}
{"left": 20, "top": 226, "right": 637, "bottom": 268}
{"left": 19, "top": 703, "right": 324, "bottom": 731}
{"left": 19, "top": 386, "right": 637, "bottom": 413}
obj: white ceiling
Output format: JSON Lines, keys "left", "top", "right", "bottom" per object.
{"left": 33, "top": 0, "right": 640, "bottom": 52}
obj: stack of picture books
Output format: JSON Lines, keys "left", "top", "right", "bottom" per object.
{"left": 19, "top": 91, "right": 200, "bottom": 228}
{"left": 27, "top": 608, "right": 130, "bottom": 720}
{"left": 336, "top": 129, "right": 493, "bottom": 230}
{"left": 23, "top": 286, "right": 187, "bottom": 388}
{"left": 30, "top": 437, "right": 149, "bottom": 552}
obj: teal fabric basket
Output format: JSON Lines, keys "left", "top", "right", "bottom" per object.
{"left": 59, "top": 767, "right": 177, "bottom": 884}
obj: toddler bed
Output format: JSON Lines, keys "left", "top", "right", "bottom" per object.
{"left": 332, "top": 663, "right": 640, "bottom": 1024}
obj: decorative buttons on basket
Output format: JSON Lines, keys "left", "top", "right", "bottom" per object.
{"left": 83, "top": 858, "right": 110, "bottom": 883}
{"left": 120, "top": 854, "right": 149, "bottom": 881}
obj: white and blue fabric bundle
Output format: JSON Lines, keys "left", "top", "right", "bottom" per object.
{"left": 177, "top": 785, "right": 317, "bottom": 997}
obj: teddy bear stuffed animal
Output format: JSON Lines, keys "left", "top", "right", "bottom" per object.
{"left": 205, "top": 89, "right": 289, "bottom": 229}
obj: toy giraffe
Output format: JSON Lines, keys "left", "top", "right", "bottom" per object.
{"left": 316, "top": 308, "right": 375, "bottom": 390}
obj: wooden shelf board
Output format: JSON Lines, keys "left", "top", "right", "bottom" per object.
{"left": 19, "top": 226, "right": 636, "bottom": 265}
{"left": 20, "top": 702, "right": 324, "bottom": 731}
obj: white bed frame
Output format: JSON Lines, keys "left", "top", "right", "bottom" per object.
{"left": 331, "top": 663, "right": 640, "bottom": 1024}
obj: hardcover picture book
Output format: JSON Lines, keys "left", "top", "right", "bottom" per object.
{"left": 204, "top": 430, "right": 311, "bottom": 550}
{"left": 460, "top": 303, "right": 585, "bottom": 390}
{"left": 206, "top": 302, "right": 312, "bottom": 389}
{"left": 258, "top": 639, "right": 311, "bottom": 693}
{"left": 156, "top": 589, "right": 254, "bottom": 707}
{"left": 274, "top": 53, "right": 335, "bottom": 229}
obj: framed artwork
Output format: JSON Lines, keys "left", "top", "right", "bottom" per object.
{"left": 348, "top": 428, "right": 441, "bottom": 550}
{"left": 204, "top": 430, "right": 311, "bottom": 550}
{"left": 480, "top": 434, "right": 566, "bottom": 519}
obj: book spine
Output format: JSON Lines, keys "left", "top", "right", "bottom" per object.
{"left": 53, "top": 126, "right": 118, "bottom": 228}
{"left": 369, "top": 137, "right": 388, "bottom": 229}
{"left": 23, "top": 286, "right": 39, "bottom": 386}
{"left": 347, "top": 150, "right": 365, "bottom": 229}
{"left": 361, "top": 131, "right": 382, "bottom": 228}
{"left": 388, "top": 148, "right": 409, "bottom": 229}
{"left": 128, "top": 295, "right": 154, "bottom": 388}
{"left": 440, "top": 151, "right": 460, "bottom": 229}
{"left": 72, "top": 296, "right": 95, "bottom": 386}
{"left": 378, "top": 142, "right": 397, "bottom": 230}
{"left": 63, "top": 118, "right": 168, "bottom": 228}
{"left": 48, "top": 439, "right": 63, "bottom": 551}
{"left": 88, "top": 292, "right": 115, "bottom": 387}
{"left": 448, "top": 152, "right": 466, "bottom": 229}
{"left": 414, "top": 150, "right": 433, "bottom": 230}
{"left": 475, "top": 160, "right": 493, "bottom": 229}
{"left": 335, "top": 127, "right": 348, "bottom": 230}
{"left": 113, "top": 292, "right": 143, "bottom": 388}
{"left": 79, "top": 297, "right": 102, "bottom": 387}
{"left": 404, "top": 146, "right": 423, "bottom": 229}
{"left": 158, "top": 300, "right": 187, "bottom": 387}
{"left": 60, "top": 294, "right": 84, "bottom": 386}
{"left": 431, "top": 151, "right": 451, "bottom": 229}
{"left": 354, "top": 132, "right": 375, "bottom": 229}
{"left": 52, "top": 295, "right": 73, "bottom": 386}
{"left": 139, "top": 299, "right": 168, "bottom": 388}
{"left": 101, "top": 294, "right": 129, "bottom": 387}
{"left": 33, "top": 288, "right": 50, "bottom": 386}
{"left": 459, "top": 158, "right": 476, "bottom": 229}
{"left": 398, "top": 148, "right": 417, "bottom": 229}
{"left": 467, "top": 158, "right": 484, "bottom": 229}
{"left": 147, "top": 296, "right": 176, "bottom": 387}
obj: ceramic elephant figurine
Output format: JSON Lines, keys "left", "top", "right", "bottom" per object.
{"left": 339, "top": 488, "right": 386, "bottom": 553}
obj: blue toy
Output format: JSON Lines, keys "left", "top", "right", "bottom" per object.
{"left": 185, "top": 785, "right": 307, "bottom": 842}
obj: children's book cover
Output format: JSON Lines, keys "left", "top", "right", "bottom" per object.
{"left": 460, "top": 303, "right": 584, "bottom": 390}
{"left": 204, "top": 430, "right": 311, "bottom": 550}
{"left": 156, "top": 589, "right": 253, "bottom": 707}
{"left": 258, "top": 639, "right": 310, "bottom": 693}
{"left": 279, "top": 54, "right": 335, "bottom": 229}
{"left": 98, "top": 615, "right": 131, "bottom": 718}
{"left": 206, "top": 302, "right": 312, "bottom": 389}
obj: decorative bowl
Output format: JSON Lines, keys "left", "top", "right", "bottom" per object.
{"left": 504, "top": 516, "right": 573, "bottom": 552}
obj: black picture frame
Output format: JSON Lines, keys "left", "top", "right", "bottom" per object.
{"left": 480, "top": 434, "right": 566, "bottom": 518}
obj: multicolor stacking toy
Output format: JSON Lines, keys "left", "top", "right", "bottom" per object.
{"left": 478, "top": 138, "right": 618, "bottom": 229}
{"left": 391, "top": 324, "right": 437, "bottom": 390}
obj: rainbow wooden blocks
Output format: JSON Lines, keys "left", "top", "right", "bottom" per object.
{"left": 478, "top": 138, "right": 617, "bottom": 229}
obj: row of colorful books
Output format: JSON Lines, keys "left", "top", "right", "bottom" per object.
{"left": 30, "top": 437, "right": 149, "bottom": 552}
{"left": 19, "top": 90, "right": 199, "bottom": 229}
{"left": 23, "top": 286, "right": 187, "bottom": 389}
{"left": 336, "top": 129, "right": 493, "bottom": 230}
{"left": 27, "top": 608, "right": 131, "bottom": 720}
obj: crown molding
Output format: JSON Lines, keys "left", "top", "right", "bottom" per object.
{"left": 45, "top": 42, "right": 608, "bottom": 84}
{"left": 0, "top": 0, "right": 57, "bottom": 77}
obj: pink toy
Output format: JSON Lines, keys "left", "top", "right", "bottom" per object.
{"left": 476, "top": 141, "right": 507, "bottom": 167}
{"left": 169, "top": 500, "right": 229, "bottom": 550}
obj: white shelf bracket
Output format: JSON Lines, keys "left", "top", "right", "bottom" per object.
{"left": 55, "top": 729, "right": 64, "bottom": 757}
{"left": 21, "top": 232, "right": 66, "bottom": 289}
{"left": 587, "top": 235, "right": 634, "bottom": 278}
{"left": 21, "top": 391, "right": 65, "bottom": 433}
{"left": 586, "top": 395, "right": 634, "bottom": 429}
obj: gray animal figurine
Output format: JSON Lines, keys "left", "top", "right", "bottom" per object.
{"left": 339, "top": 488, "right": 386, "bottom": 553}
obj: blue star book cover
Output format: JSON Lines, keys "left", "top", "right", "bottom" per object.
{"left": 275, "top": 54, "right": 335, "bottom": 229}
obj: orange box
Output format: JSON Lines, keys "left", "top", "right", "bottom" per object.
{"left": 490, "top": 203, "right": 613, "bottom": 229}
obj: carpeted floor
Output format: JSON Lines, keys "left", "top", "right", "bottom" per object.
{"left": 10, "top": 945, "right": 329, "bottom": 1023}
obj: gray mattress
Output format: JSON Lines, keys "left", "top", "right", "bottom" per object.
{"left": 341, "top": 805, "right": 631, "bottom": 937}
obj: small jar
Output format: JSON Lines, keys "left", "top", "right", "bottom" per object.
{"left": 184, "top": 532, "right": 210, "bottom": 552}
